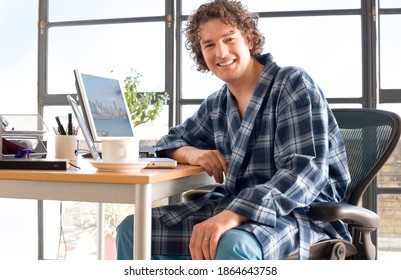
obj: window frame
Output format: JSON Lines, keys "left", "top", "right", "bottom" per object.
{"left": 377, "top": 6, "right": 401, "bottom": 103}
{"left": 35, "top": 0, "right": 401, "bottom": 259}
{"left": 37, "top": 0, "right": 175, "bottom": 259}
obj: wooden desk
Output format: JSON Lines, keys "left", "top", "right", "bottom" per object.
{"left": 0, "top": 160, "right": 214, "bottom": 260}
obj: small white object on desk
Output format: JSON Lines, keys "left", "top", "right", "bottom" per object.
{"left": 89, "top": 160, "right": 148, "bottom": 171}
{"left": 101, "top": 137, "right": 139, "bottom": 163}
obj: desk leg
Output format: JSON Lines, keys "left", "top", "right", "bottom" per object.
{"left": 134, "top": 184, "right": 152, "bottom": 260}
{"left": 97, "top": 203, "right": 105, "bottom": 260}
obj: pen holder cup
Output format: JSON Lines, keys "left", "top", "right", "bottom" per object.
{"left": 55, "top": 135, "right": 79, "bottom": 161}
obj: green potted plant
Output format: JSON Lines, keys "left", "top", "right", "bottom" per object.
{"left": 123, "top": 69, "right": 169, "bottom": 127}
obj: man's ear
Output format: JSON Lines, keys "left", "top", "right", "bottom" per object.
{"left": 245, "top": 34, "right": 253, "bottom": 50}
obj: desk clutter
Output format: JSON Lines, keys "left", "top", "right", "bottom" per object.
{"left": 0, "top": 114, "right": 176, "bottom": 171}
{"left": 0, "top": 158, "right": 68, "bottom": 170}
{"left": 0, "top": 114, "right": 68, "bottom": 170}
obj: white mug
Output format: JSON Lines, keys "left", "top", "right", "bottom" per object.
{"left": 55, "top": 135, "right": 79, "bottom": 161}
{"left": 101, "top": 137, "right": 139, "bottom": 163}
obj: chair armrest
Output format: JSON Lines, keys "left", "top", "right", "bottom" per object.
{"left": 309, "top": 202, "right": 380, "bottom": 228}
{"left": 181, "top": 184, "right": 225, "bottom": 202}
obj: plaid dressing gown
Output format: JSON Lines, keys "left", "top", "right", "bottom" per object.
{"left": 153, "top": 53, "right": 352, "bottom": 259}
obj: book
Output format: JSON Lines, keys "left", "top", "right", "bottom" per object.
{"left": 0, "top": 159, "right": 68, "bottom": 170}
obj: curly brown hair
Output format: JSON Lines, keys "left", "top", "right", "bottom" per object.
{"left": 183, "top": 0, "right": 265, "bottom": 72}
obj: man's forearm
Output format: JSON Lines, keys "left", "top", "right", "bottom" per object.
{"left": 164, "top": 146, "right": 199, "bottom": 164}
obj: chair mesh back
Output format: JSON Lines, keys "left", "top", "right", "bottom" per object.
{"left": 333, "top": 109, "right": 400, "bottom": 206}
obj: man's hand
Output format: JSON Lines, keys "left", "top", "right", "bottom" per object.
{"left": 167, "top": 147, "right": 228, "bottom": 183}
{"left": 189, "top": 210, "right": 248, "bottom": 260}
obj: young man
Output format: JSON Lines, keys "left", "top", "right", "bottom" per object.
{"left": 116, "top": 0, "right": 351, "bottom": 260}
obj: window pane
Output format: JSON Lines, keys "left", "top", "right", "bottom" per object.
{"left": 182, "top": 0, "right": 360, "bottom": 15}
{"left": 379, "top": 15, "right": 401, "bottom": 89}
{"left": 0, "top": 0, "right": 38, "bottom": 114}
{"left": 0, "top": 0, "right": 38, "bottom": 260}
{"left": 133, "top": 105, "right": 170, "bottom": 141}
{"left": 380, "top": 0, "right": 401, "bottom": 8}
{"left": 261, "top": 16, "right": 362, "bottom": 98}
{"left": 377, "top": 104, "right": 401, "bottom": 259}
{"left": 181, "top": 105, "right": 201, "bottom": 122}
{"left": 378, "top": 104, "right": 401, "bottom": 118}
{"left": 377, "top": 102, "right": 401, "bottom": 207}
{"left": 47, "top": 23, "right": 165, "bottom": 95}
{"left": 245, "top": 0, "right": 360, "bottom": 12}
{"left": 182, "top": 0, "right": 210, "bottom": 15}
{"left": 43, "top": 201, "right": 133, "bottom": 260}
{"left": 181, "top": 15, "right": 361, "bottom": 100}
{"left": 378, "top": 194, "right": 401, "bottom": 259}
{"left": 0, "top": 199, "right": 38, "bottom": 260}
{"left": 49, "top": 0, "right": 165, "bottom": 21}
{"left": 329, "top": 104, "right": 362, "bottom": 109}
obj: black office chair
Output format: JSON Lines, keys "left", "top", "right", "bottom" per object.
{"left": 183, "top": 108, "right": 401, "bottom": 260}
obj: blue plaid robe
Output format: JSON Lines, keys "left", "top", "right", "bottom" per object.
{"left": 154, "top": 53, "right": 351, "bottom": 259}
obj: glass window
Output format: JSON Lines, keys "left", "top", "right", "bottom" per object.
{"left": 261, "top": 16, "right": 362, "bottom": 99}
{"left": 377, "top": 194, "right": 401, "bottom": 259}
{"left": 0, "top": 199, "right": 38, "bottom": 259}
{"left": 380, "top": 0, "right": 401, "bottom": 8}
{"left": 181, "top": 105, "right": 201, "bottom": 121}
{"left": 47, "top": 22, "right": 165, "bottom": 95}
{"left": 42, "top": 0, "right": 169, "bottom": 259}
{"left": 49, "top": 0, "right": 165, "bottom": 21}
{"left": 378, "top": 104, "right": 401, "bottom": 118}
{"left": 133, "top": 105, "right": 170, "bottom": 141}
{"left": 43, "top": 201, "right": 134, "bottom": 260}
{"left": 329, "top": 104, "right": 362, "bottom": 109}
{"left": 182, "top": 0, "right": 360, "bottom": 15}
{"left": 0, "top": 1, "right": 38, "bottom": 114}
{"left": 379, "top": 15, "right": 401, "bottom": 89}
{"left": 0, "top": 0, "right": 39, "bottom": 260}
{"left": 244, "top": 0, "right": 360, "bottom": 12}
{"left": 376, "top": 103, "right": 401, "bottom": 259}
{"left": 181, "top": 15, "right": 362, "bottom": 100}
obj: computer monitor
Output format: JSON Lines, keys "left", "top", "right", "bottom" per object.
{"left": 73, "top": 69, "right": 134, "bottom": 142}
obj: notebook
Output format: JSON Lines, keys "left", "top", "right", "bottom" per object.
{"left": 67, "top": 70, "right": 177, "bottom": 168}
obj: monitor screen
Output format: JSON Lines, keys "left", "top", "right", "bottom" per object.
{"left": 74, "top": 69, "right": 134, "bottom": 142}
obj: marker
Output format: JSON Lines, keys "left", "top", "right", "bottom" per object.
{"left": 67, "top": 113, "right": 73, "bottom": 135}
{"left": 55, "top": 116, "right": 66, "bottom": 135}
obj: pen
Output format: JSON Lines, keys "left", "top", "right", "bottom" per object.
{"left": 53, "top": 126, "right": 60, "bottom": 135}
{"left": 67, "top": 113, "right": 73, "bottom": 135}
{"left": 55, "top": 116, "right": 66, "bottom": 135}
{"left": 74, "top": 124, "right": 79, "bottom": 135}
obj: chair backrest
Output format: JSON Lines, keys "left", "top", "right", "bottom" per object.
{"left": 332, "top": 108, "right": 401, "bottom": 206}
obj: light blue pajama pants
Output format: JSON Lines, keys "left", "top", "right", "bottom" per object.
{"left": 116, "top": 217, "right": 262, "bottom": 260}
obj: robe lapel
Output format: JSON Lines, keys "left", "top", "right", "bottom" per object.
{"left": 225, "top": 68, "right": 278, "bottom": 194}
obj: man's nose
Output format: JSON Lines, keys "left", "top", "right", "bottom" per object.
{"left": 215, "top": 43, "right": 229, "bottom": 57}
